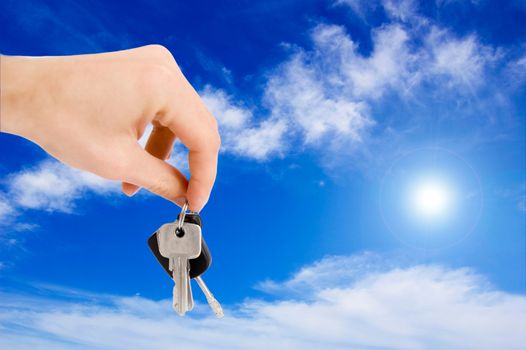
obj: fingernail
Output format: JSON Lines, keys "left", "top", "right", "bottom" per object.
{"left": 188, "top": 200, "right": 205, "bottom": 213}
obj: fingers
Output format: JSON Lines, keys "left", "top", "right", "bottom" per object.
{"left": 122, "top": 182, "right": 139, "bottom": 196}
{"left": 123, "top": 143, "right": 188, "bottom": 206}
{"left": 160, "top": 76, "right": 220, "bottom": 212}
{"left": 145, "top": 122, "right": 177, "bottom": 159}
{"left": 186, "top": 146, "right": 219, "bottom": 212}
{"left": 122, "top": 122, "right": 176, "bottom": 196}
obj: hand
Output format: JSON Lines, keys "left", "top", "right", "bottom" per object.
{"left": 0, "top": 45, "right": 220, "bottom": 211}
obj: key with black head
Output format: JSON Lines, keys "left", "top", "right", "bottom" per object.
{"left": 148, "top": 205, "right": 224, "bottom": 318}
{"left": 148, "top": 212, "right": 211, "bottom": 279}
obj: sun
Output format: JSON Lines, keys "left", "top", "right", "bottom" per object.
{"left": 410, "top": 179, "right": 453, "bottom": 220}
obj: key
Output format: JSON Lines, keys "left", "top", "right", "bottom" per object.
{"left": 172, "top": 266, "right": 194, "bottom": 313}
{"left": 157, "top": 212, "right": 202, "bottom": 316}
{"left": 195, "top": 276, "right": 224, "bottom": 318}
{"left": 148, "top": 206, "right": 224, "bottom": 317}
{"left": 148, "top": 213, "right": 212, "bottom": 279}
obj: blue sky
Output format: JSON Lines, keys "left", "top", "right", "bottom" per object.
{"left": 0, "top": 0, "right": 525, "bottom": 349}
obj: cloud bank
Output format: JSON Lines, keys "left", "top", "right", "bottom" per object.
{"left": 201, "top": 87, "right": 287, "bottom": 160}
{"left": 1, "top": 254, "right": 525, "bottom": 350}
{"left": 201, "top": 0, "right": 520, "bottom": 161}
{"left": 0, "top": 160, "right": 120, "bottom": 230}
{"left": 7, "top": 161, "right": 118, "bottom": 213}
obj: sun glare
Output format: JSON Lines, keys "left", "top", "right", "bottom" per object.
{"left": 410, "top": 179, "right": 453, "bottom": 219}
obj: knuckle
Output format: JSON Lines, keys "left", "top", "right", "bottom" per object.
{"left": 200, "top": 109, "right": 221, "bottom": 151}
{"left": 207, "top": 114, "right": 221, "bottom": 151}
{"left": 208, "top": 112, "right": 220, "bottom": 131}
{"left": 210, "top": 129, "right": 221, "bottom": 152}
{"left": 145, "top": 44, "right": 173, "bottom": 60}
{"left": 144, "top": 44, "right": 180, "bottom": 71}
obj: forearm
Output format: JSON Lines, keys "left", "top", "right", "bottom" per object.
{"left": 0, "top": 55, "right": 46, "bottom": 139}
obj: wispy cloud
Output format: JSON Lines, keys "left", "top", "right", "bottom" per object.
{"left": 382, "top": 0, "right": 420, "bottom": 23}
{"left": 265, "top": 50, "right": 373, "bottom": 145}
{"left": 270, "top": 20, "right": 498, "bottom": 109}
{"left": 202, "top": 0, "right": 516, "bottom": 163}
{"left": 504, "top": 53, "right": 526, "bottom": 88}
{"left": 256, "top": 252, "right": 389, "bottom": 297}
{"left": 7, "top": 160, "right": 119, "bottom": 213}
{"left": 0, "top": 160, "right": 120, "bottom": 232}
{"left": 201, "top": 86, "right": 287, "bottom": 160}
{"left": 425, "top": 27, "right": 498, "bottom": 89}
{"left": 495, "top": 183, "right": 526, "bottom": 213}
{"left": 1, "top": 253, "right": 525, "bottom": 350}
{"left": 0, "top": 195, "right": 15, "bottom": 223}
{"left": 335, "top": 0, "right": 375, "bottom": 19}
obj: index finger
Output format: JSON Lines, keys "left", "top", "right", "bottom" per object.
{"left": 158, "top": 73, "right": 220, "bottom": 212}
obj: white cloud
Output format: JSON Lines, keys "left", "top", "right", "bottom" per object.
{"left": 202, "top": 86, "right": 287, "bottom": 160}
{"left": 7, "top": 160, "right": 119, "bottom": 213}
{"left": 302, "top": 21, "right": 496, "bottom": 98}
{"left": 202, "top": 87, "right": 252, "bottom": 130}
{"left": 230, "top": 119, "right": 288, "bottom": 160}
{"left": 309, "top": 23, "right": 417, "bottom": 98}
{"left": 337, "top": 0, "right": 421, "bottom": 23}
{"left": 195, "top": 1, "right": 512, "bottom": 162}
{"left": 0, "top": 195, "right": 40, "bottom": 234}
{"left": 1, "top": 254, "right": 525, "bottom": 350}
{"left": 0, "top": 195, "right": 15, "bottom": 223}
{"left": 335, "top": 0, "right": 372, "bottom": 18}
{"left": 258, "top": 19, "right": 498, "bottom": 154}
{"left": 382, "top": 0, "right": 419, "bottom": 22}
{"left": 256, "top": 252, "right": 388, "bottom": 297}
{"left": 504, "top": 54, "right": 526, "bottom": 88}
{"left": 426, "top": 27, "right": 497, "bottom": 88}
{"left": 265, "top": 52, "right": 373, "bottom": 144}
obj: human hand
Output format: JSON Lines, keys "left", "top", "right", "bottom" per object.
{"left": 0, "top": 45, "right": 220, "bottom": 211}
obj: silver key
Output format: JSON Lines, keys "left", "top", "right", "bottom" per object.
{"left": 157, "top": 207, "right": 201, "bottom": 316}
{"left": 171, "top": 267, "right": 194, "bottom": 313}
{"left": 195, "top": 276, "right": 224, "bottom": 318}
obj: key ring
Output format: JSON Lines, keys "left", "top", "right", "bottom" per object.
{"left": 175, "top": 201, "right": 189, "bottom": 237}
{"left": 177, "top": 201, "right": 189, "bottom": 230}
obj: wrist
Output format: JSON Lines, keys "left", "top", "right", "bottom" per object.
{"left": 0, "top": 55, "right": 44, "bottom": 139}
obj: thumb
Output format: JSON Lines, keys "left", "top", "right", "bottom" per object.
{"left": 123, "top": 145, "right": 188, "bottom": 205}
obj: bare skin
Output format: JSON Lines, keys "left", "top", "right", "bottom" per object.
{"left": 0, "top": 45, "right": 221, "bottom": 212}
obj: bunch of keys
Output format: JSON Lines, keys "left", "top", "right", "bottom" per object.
{"left": 148, "top": 202, "right": 224, "bottom": 318}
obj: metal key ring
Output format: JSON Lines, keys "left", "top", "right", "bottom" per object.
{"left": 177, "top": 201, "right": 189, "bottom": 232}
